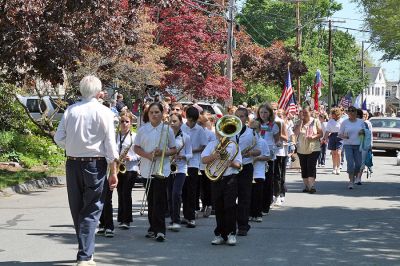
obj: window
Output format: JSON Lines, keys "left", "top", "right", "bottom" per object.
{"left": 26, "top": 99, "right": 47, "bottom": 113}
{"left": 386, "top": 90, "right": 391, "bottom": 97}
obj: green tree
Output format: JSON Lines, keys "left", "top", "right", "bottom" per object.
{"left": 355, "top": 0, "right": 400, "bottom": 60}
{"left": 234, "top": 82, "right": 280, "bottom": 106}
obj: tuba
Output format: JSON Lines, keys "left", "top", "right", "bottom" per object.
{"left": 205, "top": 115, "right": 242, "bottom": 182}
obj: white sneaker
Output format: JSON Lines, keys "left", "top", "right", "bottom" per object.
{"left": 104, "top": 229, "right": 114, "bottom": 238}
{"left": 118, "top": 223, "right": 130, "bottom": 230}
{"left": 348, "top": 182, "right": 354, "bottom": 189}
{"left": 226, "top": 234, "right": 237, "bottom": 246}
{"left": 280, "top": 196, "right": 285, "bottom": 203}
{"left": 167, "top": 223, "right": 181, "bottom": 232}
{"left": 255, "top": 217, "right": 263, "bottom": 223}
{"left": 77, "top": 256, "right": 96, "bottom": 265}
{"left": 211, "top": 235, "right": 225, "bottom": 245}
{"left": 332, "top": 168, "right": 337, "bottom": 174}
{"left": 274, "top": 197, "right": 283, "bottom": 207}
{"left": 335, "top": 169, "right": 340, "bottom": 175}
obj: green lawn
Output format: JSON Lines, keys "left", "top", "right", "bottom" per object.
{"left": 0, "top": 165, "right": 65, "bottom": 190}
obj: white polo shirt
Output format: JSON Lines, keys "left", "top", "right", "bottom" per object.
{"left": 174, "top": 131, "right": 193, "bottom": 174}
{"left": 181, "top": 123, "right": 208, "bottom": 168}
{"left": 134, "top": 122, "right": 176, "bottom": 178}
{"left": 230, "top": 126, "right": 258, "bottom": 165}
{"left": 200, "top": 128, "right": 217, "bottom": 171}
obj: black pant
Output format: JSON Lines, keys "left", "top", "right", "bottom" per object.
{"left": 250, "top": 178, "right": 264, "bottom": 218}
{"left": 212, "top": 175, "right": 238, "bottom": 239}
{"left": 298, "top": 152, "right": 320, "bottom": 179}
{"left": 99, "top": 185, "right": 114, "bottom": 230}
{"left": 274, "top": 156, "right": 288, "bottom": 197}
{"left": 262, "top": 160, "right": 274, "bottom": 213}
{"left": 117, "top": 171, "right": 136, "bottom": 224}
{"left": 147, "top": 178, "right": 167, "bottom": 235}
{"left": 318, "top": 143, "right": 327, "bottom": 165}
{"left": 167, "top": 173, "right": 186, "bottom": 223}
{"left": 237, "top": 163, "right": 253, "bottom": 232}
{"left": 182, "top": 167, "right": 199, "bottom": 220}
{"left": 66, "top": 159, "right": 107, "bottom": 261}
{"left": 200, "top": 170, "right": 213, "bottom": 207}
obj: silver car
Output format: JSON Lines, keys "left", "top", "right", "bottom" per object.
{"left": 370, "top": 117, "right": 400, "bottom": 153}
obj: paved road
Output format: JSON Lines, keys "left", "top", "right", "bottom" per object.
{"left": 1, "top": 154, "right": 400, "bottom": 266}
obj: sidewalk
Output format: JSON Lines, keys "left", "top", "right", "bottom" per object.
{"left": 0, "top": 154, "right": 399, "bottom": 265}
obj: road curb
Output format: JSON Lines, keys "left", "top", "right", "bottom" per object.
{"left": 0, "top": 176, "right": 66, "bottom": 197}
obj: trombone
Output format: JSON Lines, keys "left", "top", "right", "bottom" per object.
{"left": 139, "top": 121, "right": 171, "bottom": 215}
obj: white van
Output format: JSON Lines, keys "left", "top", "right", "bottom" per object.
{"left": 17, "top": 95, "right": 68, "bottom": 121}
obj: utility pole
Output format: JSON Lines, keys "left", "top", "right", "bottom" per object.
{"left": 295, "top": 0, "right": 301, "bottom": 103}
{"left": 361, "top": 41, "right": 365, "bottom": 105}
{"left": 321, "top": 18, "right": 345, "bottom": 110}
{"left": 225, "top": 0, "right": 235, "bottom": 107}
{"left": 328, "top": 19, "right": 333, "bottom": 110}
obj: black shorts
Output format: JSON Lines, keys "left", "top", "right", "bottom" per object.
{"left": 328, "top": 133, "right": 343, "bottom": 150}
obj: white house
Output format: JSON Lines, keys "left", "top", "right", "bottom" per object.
{"left": 362, "top": 66, "right": 386, "bottom": 114}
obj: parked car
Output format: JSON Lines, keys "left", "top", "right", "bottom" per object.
{"left": 369, "top": 117, "right": 400, "bottom": 153}
{"left": 180, "top": 101, "right": 225, "bottom": 118}
{"left": 17, "top": 95, "right": 70, "bottom": 121}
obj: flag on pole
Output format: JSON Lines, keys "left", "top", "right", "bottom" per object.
{"left": 287, "top": 93, "right": 298, "bottom": 114}
{"left": 313, "top": 69, "right": 323, "bottom": 110}
{"left": 278, "top": 65, "right": 295, "bottom": 112}
{"left": 362, "top": 99, "right": 367, "bottom": 110}
{"left": 339, "top": 92, "right": 353, "bottom": 108}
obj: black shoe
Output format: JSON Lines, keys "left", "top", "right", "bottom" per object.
{"left": 145, "top": 231, "right": 155, "bottom": 238}
{"left": 97, "top": 227, "right": 105, "bottom": 235}
{"left": 356, "top": 182, "right": 362, "bottom": 185}
{"left": 302, "top": 188, "right": 309, "bottom": 193}
{"left": 309, "top": 187, "right": 316, "bottom": 194}
{"left": 186, "top": 220, "right": 196, "bottom": 228}
{"left": 237, "top": 229, "right": 247, "bottom": 236}
{"left": 180, "top": 219, "right": 188, "bottom": 225}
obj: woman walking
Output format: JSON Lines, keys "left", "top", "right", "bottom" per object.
{"left": 323, "top": 108, "right": 343, "bottom": 174}
{"left": 294, "top": 107, "right": 323, "bottom": 193}
{"left": 338, "top": 107, "right": 365, "bottom": 189}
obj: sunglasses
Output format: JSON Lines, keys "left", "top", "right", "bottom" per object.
{"left": 120, "top": 120, "right": 130, "bottom": 123}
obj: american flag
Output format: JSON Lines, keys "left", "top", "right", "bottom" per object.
{"left": 287, "top": 93, "right": 298, "bottom": 114}
{"left": 278, "top": 67, "right": 295, "bottom": 112}
{"left": 313, "top": 69, "right": 323, "bottom": 110}
{"left": 339, "top": 92, "right": 353, "bottom": 108}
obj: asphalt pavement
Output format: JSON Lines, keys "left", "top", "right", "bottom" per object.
{"left": 1, "top": 153, "right": 400, "bottom": 266}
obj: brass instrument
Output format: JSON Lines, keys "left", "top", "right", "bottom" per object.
{"left": 242, "top": 131, "right": 257, "bottom": 156}
{"left": 117, "top": 135, "right": 133, "bottom": 174}
{"left": 151, "top": 121, "right": 171, "bottom": 179}
{"left": 205, "top": 115, "right": 242, "bottom": 182}
{"left": 171, "top": 133, "right": 185, "bottom": 173}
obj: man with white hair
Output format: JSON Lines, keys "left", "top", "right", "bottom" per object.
{"left": 55, "top": 75, "right": 119, "bottom": 266}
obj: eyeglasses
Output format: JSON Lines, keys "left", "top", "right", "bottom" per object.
{"left": 120, "top": 120, "right": 130, "bottom": 123}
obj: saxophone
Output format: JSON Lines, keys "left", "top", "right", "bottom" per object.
{"left": 118, "top": 136, "right": 134, "bottom": 174}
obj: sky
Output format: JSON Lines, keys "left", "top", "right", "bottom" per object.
{"left": 237, "top": 0, "right": 400, "bottom": 81}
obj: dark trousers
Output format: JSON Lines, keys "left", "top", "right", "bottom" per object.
{"left": 262, "top": 160, "right": 274, "bottom": 213}
{"left": 182, "top": 167, "right": 199, "bottom": 221}
{"left": 99, "top": 184, "right": 114, "bottom": 230}
{"left": 147, "top": 178, "right": 167, "bottom": 235}
{"left": 66, "top": 159, "right": 107, "bottom": 262}
{"left": 250, "top": 178, "right": 264, "bottom": 218}
{"left": 212, "top": 175, "right": 238, "bottom": 239}
{"left": 237, "top": 163, "right": 253, "bottom": 232}
{"left": 319, "top": 143, "right": 327, "bottom": 165}
{"left": 200, "top": 170, "right": 213, "bottom": 207}
{"left": 167, "top": 173, "right": 186, "bottom": 224}
{"left": 274, "top": 156, "right": 288, "bottom": 197}
{"left": 298, "top": 152, "right": 320, "bottom": 179}
{"left": 117, "top": 171, "right": 136, "bottom": 224}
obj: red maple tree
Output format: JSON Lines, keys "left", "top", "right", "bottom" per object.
{"left": 157, "top": 2, "right": 245, "bottom": 100}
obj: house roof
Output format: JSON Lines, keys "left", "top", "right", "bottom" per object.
{"left": 365, "top": 66, "right": 382, "bottom": 83}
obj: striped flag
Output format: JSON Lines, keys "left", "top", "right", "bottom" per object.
{"left": 313, "top": 69, "right": 323, "bottom": 110}
{"left": 287, "top": 93, "right": 298, "bottom": 114}
{"left": 339, "top": 92, "right": 353, "bottom": 108}
{"left": 278, "top": 67, "right": 294, "bottom": 112}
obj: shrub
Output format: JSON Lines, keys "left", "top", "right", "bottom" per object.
{"left": 0, "top": 131, "right": 64, "bottom": 168}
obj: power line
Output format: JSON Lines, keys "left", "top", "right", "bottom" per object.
{"left": 334, "top": 26, "right": 371, "bottom": 33}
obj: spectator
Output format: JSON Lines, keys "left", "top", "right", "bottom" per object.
{"left": 116, "top": 94, "right": 126, "bottom": 113}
